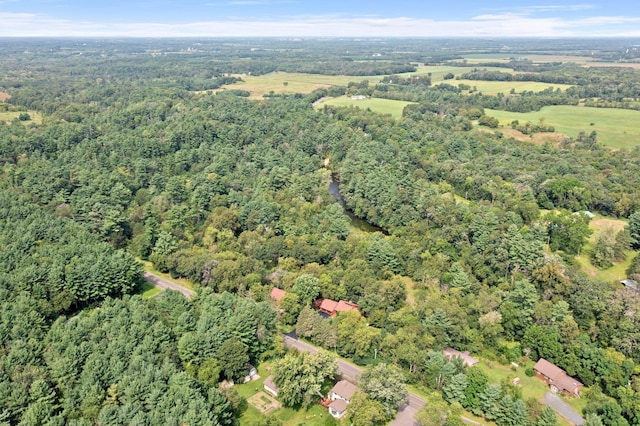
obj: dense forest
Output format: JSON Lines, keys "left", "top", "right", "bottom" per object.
{"left": 1, "top": 38, "right": 640, "bottom": 426}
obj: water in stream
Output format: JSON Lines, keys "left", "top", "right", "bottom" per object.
{"left": 329, "top": 175, "right": 388, "bottom": 234}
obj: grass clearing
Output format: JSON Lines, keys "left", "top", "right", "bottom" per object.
{"left": 485, "top": 106, "right": 640, "bottom": 148}
{"left": 236, "top": 363, "right": 337, "bottom": 426}
{"left": 448, "top": 79, "right": 572, "bottom": 95}
{"left": 216, "top": 71, "right": 377, "bottom": 99}
{"left": 0, "top": 110, "right": 42, "bottom": 125}
{"left": 474, "top": 359, "right": 575, "bottom": 426}
{"left": 316, "top": 96, "right": 414, "bottom": 119}
{"left": 573, "top": 216, "right": 636, "bottom": 284}
{"left": 139, "top": 280, "right": 163, "bottom": 299}
{"left": 477, "top": 127, "right": 568, "bottom": 146}
{"left": 137, "top": 258, "right": 195, "bottom": 291}
{"left": 402, "top": 65, "right": 516, "bottom": 82}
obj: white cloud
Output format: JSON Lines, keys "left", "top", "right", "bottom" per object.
{"left": 1, "top": 12, "right": 640, "bottom": 37}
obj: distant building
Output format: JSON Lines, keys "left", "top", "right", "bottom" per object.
{"left": 263, "top": 375, "right": 279, "bottom": 397}
{"left": 317, "top": 298, "right": 359, "bottom": 317}
{"left": 243, "top": 364, "right": 258, "bottom": 383}
{"left": 443, "top": 348, "right": 479, "bottom": 367}
{"left": 533, "top": 358, "right": 583, "bottom": 397}
{"left": 270, "top": 287, "right": 287, "bottom": 303}
{"left": 328, "top": 380, "right": 358, "bottom": 419}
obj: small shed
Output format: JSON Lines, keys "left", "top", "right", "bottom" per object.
{"left": 263, "top": 376, "right": 279, "bottom": 397}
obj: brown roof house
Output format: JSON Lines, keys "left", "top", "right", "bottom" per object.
{"left": 270, "top": 287, "right": 287, "bottom": 303}
{"left": 263, "top": 375, "right": 279, "bottom": 397}
{"left": 533, "top": 358, "right": 583, "bottom": 397}
{"left": 328, "top": 380, "right": 358, "bottom": 419}
{"left": 443, "top": 348, "right": 479, "bottom": 367}
{"left": 318, "top": 298, "right": 359, "bottom": 317}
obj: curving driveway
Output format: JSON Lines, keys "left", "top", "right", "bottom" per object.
{"left": 143, "top": 271, "right": 194, "bottom": 300}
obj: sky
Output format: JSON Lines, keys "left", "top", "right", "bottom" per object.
{"left": 1, "top": 0, "right": 640, "bottom": 38}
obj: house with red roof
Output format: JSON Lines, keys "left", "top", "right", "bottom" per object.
{"left": 270, "top": 287, "right": 287, "bottom": 304}
{"left": 533, "top": 358, "right": 583, "bottom": 397}
{"left": 317, "top": 298, "right": 359, "bottom": 317}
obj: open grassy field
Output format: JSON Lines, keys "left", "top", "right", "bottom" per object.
{"left": 583, "top": 62, "right": 640, "bottom": 70}
{"left": 449, "top": 79, "right": 572, "bottom": 95}
{"left": 573, "top": 216, "right": 636, "bottom": 284}
{"left": 404, "top": 65, "right": 516, "bottom": 82}
{"left": 484, "top": 106, "right": 640, "bottom": 148}
{"left": 316, "top": 96, "right": 414, "bottom": 119}
{"left": 139, "top": 281, "right": 163, "bottom": 299}
{"left": 0, "top": 110, "right": 42, "bottom": 125}
{"left": 137, "top": 259, "right": 195, "bottom": 291}
{"left": 217, "top": 71, "right": 377, "bottom": 99}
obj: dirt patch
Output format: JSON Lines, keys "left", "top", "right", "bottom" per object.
{"left": 247, "top": 391, "right": 281, "bottom": 414}
{"left": 590, "top": 217, "right": 627, "bottom": 235}
{"left": 0, "top": 92, "right": 10, "bottom": 101}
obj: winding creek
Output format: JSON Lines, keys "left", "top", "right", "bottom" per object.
{"left": 329, "top": 174, "right": 389, "bottom": 235}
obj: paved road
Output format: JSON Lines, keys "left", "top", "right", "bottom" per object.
{"left": 390, "top": 393, "right": 425, "bottom": 426}
{"left": 284, "top": 333, "right": 429, "bottom": 424}
{"left": 542, "top": 392, "right": 584, "bottom": 425}
{"left": 143, "top": 271, "right": 195, "bottom": 300}
{"left": 283, "top": 334, "right": 485, "bottom": 425}
{"left": 283, "top": 333, "right": 362, "bottom": 382}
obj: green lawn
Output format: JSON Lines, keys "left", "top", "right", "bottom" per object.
{"left": 236, "top": 363, "right": 337, "bottom": 426}
{"left": 139, "top": 281, "right": 163, "bottom": 299}
{"left": 137, "top": 258, "right": 195, "bottom": 291}
{"left": 474, "top": 359, "right": 575, "bottom": 426}
{"left": 485, "top": 106, "right": 640, "bottom": 148}
{"left": 316, "top": 96, "right": 414, "bottom": 119}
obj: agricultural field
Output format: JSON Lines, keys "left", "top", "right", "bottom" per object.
{"left": 449, "top": 79, "right": 572, "bottom": 95}
{"left": 484, "top": 106, "right": 640, "bottom": 148}
{"left": 403, "top": 65, "right": 516, "bottom": 82}
{"left": 316, "top": 96, "right": 415, "bottom": 119}
{"left": 216, "top": 71, "right": 377, "bottom": 99}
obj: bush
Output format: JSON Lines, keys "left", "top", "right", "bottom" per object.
{"left": 525, "top": 367, "right": 535, "bottom": 377}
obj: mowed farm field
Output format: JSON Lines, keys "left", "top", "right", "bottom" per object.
{"left": 214, "top": 65, "right": 574, "bottom": 99}
{"left": 448, "top": 79, "right": 572, "bottom": 95}
{"left": 216, "top": 71, "right": 377, "bottom": 98}
{"left": 316, "top": 96, "right": 414, "bottom": 118}
{"left": 485, "top": 106, "right": 640, "bottom": 148}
